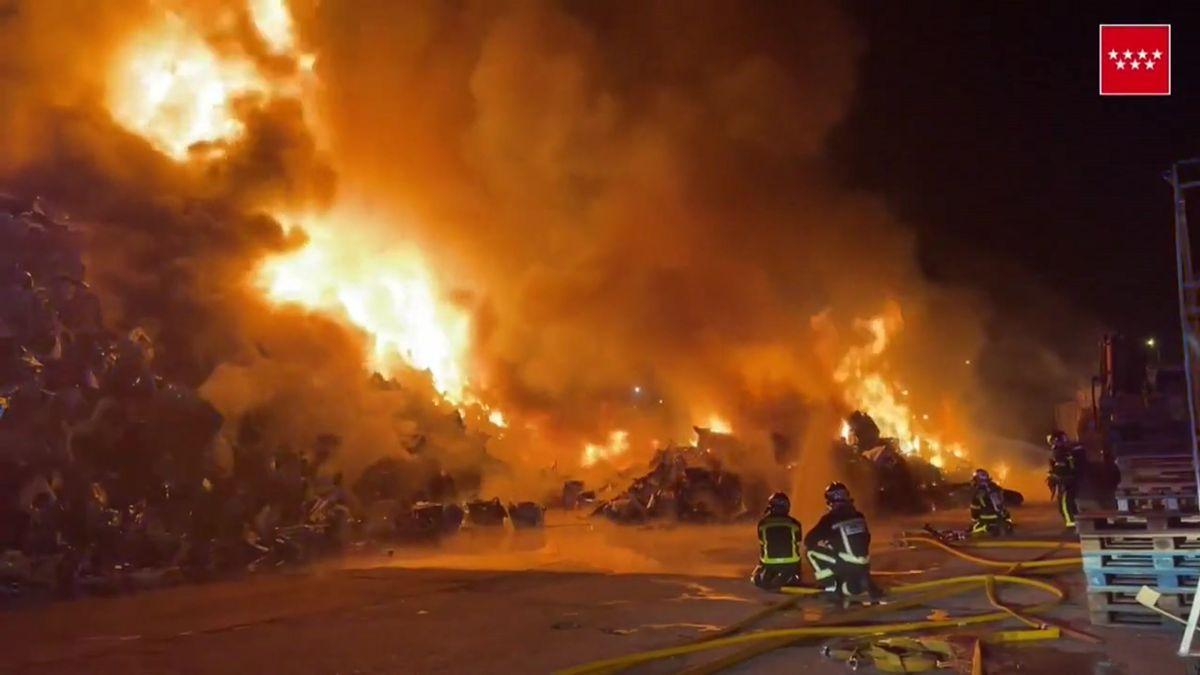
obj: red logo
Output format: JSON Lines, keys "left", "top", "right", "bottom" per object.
{"left": 1100, "top": 24, "right": 1171, "bottom": 95}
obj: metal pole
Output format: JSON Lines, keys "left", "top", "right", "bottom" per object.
{"left": 1171, "top": 161, "right": 1200, "bottom": 656}
{"left": 1170, "top": 163, "right": 1200, "bottom": 504}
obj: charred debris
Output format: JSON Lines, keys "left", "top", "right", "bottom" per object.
{"left": 584, "top": 417, "right": 1022, "bottom": 525}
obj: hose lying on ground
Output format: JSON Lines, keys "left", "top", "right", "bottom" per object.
{"left": 677, "top": 581, "right": 996, "bottom": 675}
{"left": 895, "top": 536, "right": 1082, "bottom": 570}
{"left": 555, "top": 538, "right": 1082, "bottom": 675}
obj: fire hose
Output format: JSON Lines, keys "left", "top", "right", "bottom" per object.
{"left": 555, "top": 538, "right": 1082, "bottom": 675}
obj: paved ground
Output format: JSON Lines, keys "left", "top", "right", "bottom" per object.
{"left": 0, "top": 504, "right": 1191, "bottom": 674}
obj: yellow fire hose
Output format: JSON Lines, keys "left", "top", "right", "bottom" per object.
{"left": 678, "top": 582, "right": 1000, "bottom": 675}
{"left": 556, "top": 539, "right": 1082, "bottom": 675}
{"left": 955, "top": 540, "right": 1081, "bottom": 551}
{"left": 895, "top": 536, "right": 1082, "bottom": 570}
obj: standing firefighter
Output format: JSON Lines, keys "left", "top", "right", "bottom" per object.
{"left": 1047, "top": 430, "right": 1082, "bottom": 528}
{"left": 804, "top": 482, "right": 882, "bottom": 605}
{"left": 969, "top": 468, "right": 1013, "bottom": 537}
{"left": 751, "top": 492, "right": 802, "bottom": 590}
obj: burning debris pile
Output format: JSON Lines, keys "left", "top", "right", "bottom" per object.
{"left": 587, "top": 432, "right": 756, "bottom": 524}
{"left": 0, "top": 196, "right": 342, "bottom": 596}
{"left": 0, "top": 196, "right": 535, "bottom": 600}
{"left": 582, "top": 411, "right": 1027, "bottom": 525}
{"left": 835, "top": 410, "right": 1023, "bottom": 513}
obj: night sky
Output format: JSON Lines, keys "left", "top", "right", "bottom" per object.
{"left": 835, "top": 2, "right": 1200, "bottom": 365}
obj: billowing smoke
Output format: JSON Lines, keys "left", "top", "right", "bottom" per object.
{"left": 0, "top": 0, "right": 1043, "bottom": 521}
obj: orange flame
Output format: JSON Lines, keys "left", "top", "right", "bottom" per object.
{"left": 835, "top": 303, "right": 968, "bottom": 465}
{"left": 581, "top": 430, "right": 630, "bottom": 467}
{"left": 107, "top": 3, "right": 471, "bottom": 405}
{"left": 257, "top": 213, "right": 471, "bottom": 403}
{"left": 487, "top": 410, "right": 508, "bottom": 428}
{"left": 248, "top": 0, "right": 296, "bottom": 54}
{"left": 706, "top": 415, "right": 732, "bottom": 434}
{"left": 107, "top": 11, "right": 264, "bottom": 159}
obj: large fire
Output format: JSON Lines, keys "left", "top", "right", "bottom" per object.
{"left": 101, "top": 0, "right": 972, "bottom": 477}
{"left": 106, "top": 2, "right": 472, "bottom": 403}
{"left": 834, "top": 303, "right": 968, "bottom": 468}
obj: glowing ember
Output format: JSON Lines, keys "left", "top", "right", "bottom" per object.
{"left": 582, "top": 430, "right": 630, "bottom": 467}
{"left": 107, "top": 11, "right": 264, "bottom": 159}
{"left": 258, "top": 214, "right": 471, "bottom": 403}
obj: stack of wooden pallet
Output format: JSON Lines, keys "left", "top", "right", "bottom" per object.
{"left": 1084, "top": 455, "right": 1200, "bottom": 628}
{"left": 1114, "top": 455, "right": 1198, "bottom": 513}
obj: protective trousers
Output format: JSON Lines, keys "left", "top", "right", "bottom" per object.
{"left": 1057, "top": 483, "right": 1078, "bottom": 527}
{"left": 806, "top": 547, "right": 871, "bottom": 596}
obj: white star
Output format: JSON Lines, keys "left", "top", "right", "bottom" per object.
{"left": 1108, "top": 49, "right": 1119, "bottom": 60}
{"left": 1138, "top": 49, "right": 1148, "bottom": 60}
{"left": 1123, "top": 50, "right": 1133, "bottom": 59}
{"left": 1153, "top": 49, "right": 1163, "bottom": 59}
{"left": 1131, "top": 59, "right": 1141, "bottom": 69}
{"left": 1116, "top": 60, "right": 1126, "bottom": 70}
{"left": 1146, "top": 59, "right": 1156, "bottom": 70}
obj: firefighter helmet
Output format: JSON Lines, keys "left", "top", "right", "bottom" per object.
{"left": 1046, "top": 430, "right": 1070, "bottom": 449}
{"left": 766, "top": 491, "right": 790, "bottom": 515}
{"left": 972, "top": 468, "right": 991, "bottom": 485}
{"left": 824, "top": 482, "right": 852, "bottom": 507}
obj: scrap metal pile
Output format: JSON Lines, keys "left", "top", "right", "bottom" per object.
{"left": 588, "top": 434, "right": 756, "bottom": 524}
{"left": 0, "top": 197, "right": 533, "bottom": 600}
{"left": 838, "top": 410, "right": 1023, "bottom": 513}
{"left": 581, "top": 413, "right": 1024, "bottom": 526}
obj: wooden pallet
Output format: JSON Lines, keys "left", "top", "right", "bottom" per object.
{"left": 1116, "top": 488, "right": 1198, "bottom": 513}
{"left": 1087, "top": 589, "right": 1193, "bottom": 628}
{"left": 1112, "top": 439, "right": 1191, "bottom": 457}
{"left": 1080, "top": 531, "right": 1200, "bottom": 553}
{"left": 1085, "top": 550, "right": 1200, "bottom": 571}
{"left": 1076, "top": 511, "right": 1200, "bottom": 535}
{"left": 1089, "top": 608, "right": 1188, "bottom": 628}
{"left": 1086, "top": 571, "right": 1200, "bottom": 593}
{"left": 1089, "top": 588, "right": 1195, "bottom": 611}
{"left": 1118, "top": 476, "right": 1197, "bottom": 488}
{"left": 1119, "top": 470, "right": 1196, "bottom": 487}
{"left": 1118, "top": 454, "right": 1194, "bottom": 474}
{"left": 1117, "top": 454, "right": 1195, "bottom": 467}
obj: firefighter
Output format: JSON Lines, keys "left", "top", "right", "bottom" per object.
{"left": 804, "top": 482, "right": 882, "bottom": 605}
{"left": 751, "top": 492, "right": 802, "bottom": 590}
{"left": 1047, "top": 430, "right": 1081, "bottom": 528}
{"left": 969, "top": 468, "right": 1013, "bottom": 537}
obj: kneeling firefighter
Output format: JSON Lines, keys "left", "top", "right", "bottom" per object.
{"left": 969, "top": 468, "right": 1013, "bottom": 537}
{"left": 751, "top": 491, "right": 802, "bottom": 590}
{"left": 804, "top": 482, "right": 882, "bottom": 603}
